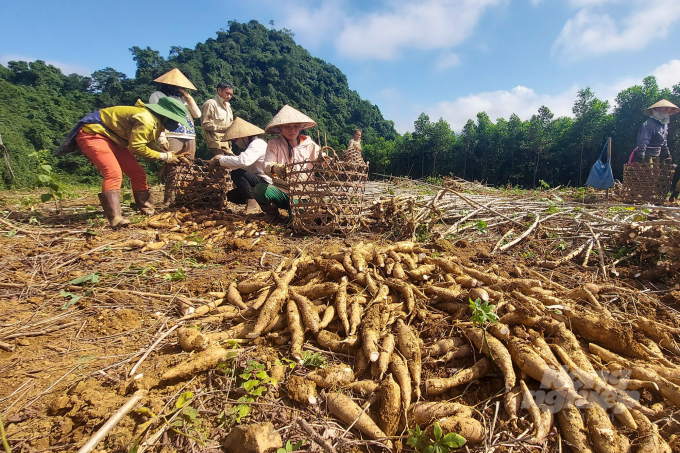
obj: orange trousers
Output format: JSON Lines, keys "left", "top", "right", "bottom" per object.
{"left": 75, "top": 130, "right": 148, "bottom": 192}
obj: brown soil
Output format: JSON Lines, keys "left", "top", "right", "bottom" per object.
{"left": 1, "top": 188, "right": 679, "bottom": 453}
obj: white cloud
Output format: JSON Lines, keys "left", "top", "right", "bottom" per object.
{"left": 423, "top": 85, "right": 579, "bottom": 132}
{"left": 333, "top": 0, "right": 504, "bottom": 59}
{"left": 552, "top": 0, "right": 680, "bottom": 61}
{"left": 653, "top": 59, "right": 680, "bottom": 89}
{"left": 436, "top": 52, "right": 461, "bottom": 69}
{"left": 280, "top": 0, "right": 346, "bottom": 50}
{"left": 0, "top": 54, "right": 91, "bottom": 75}
{"left": 568, "top": 0, "right": 620, "bottom": 6}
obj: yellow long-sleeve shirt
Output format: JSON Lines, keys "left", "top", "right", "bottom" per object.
{"left": 81, "top": 100, "right": 165, "bottom": 160}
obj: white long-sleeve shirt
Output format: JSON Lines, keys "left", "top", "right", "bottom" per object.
{"left": 218, "top": 137, "right": 272, "bottom": 183}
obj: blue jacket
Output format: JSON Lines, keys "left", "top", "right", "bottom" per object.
{"left": 634, "top": 117, "right": 669, "bottom": 160}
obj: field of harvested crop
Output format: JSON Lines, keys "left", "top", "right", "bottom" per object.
{"left": 1, "top": 179, "right": 680, "bottom": 453}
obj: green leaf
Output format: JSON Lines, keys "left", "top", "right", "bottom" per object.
{"left": 235, "top": 404, "right": 250, "bottom": 421}
{"left": 69, "top": 273, "right": 99, "bottom": 285}
{"left": 128, "top": 437, "right": 140, "bottom": 453}
{"left": 61, "top": 294, "right": 82, "bottom": 310}
{"left": 77, "top": 355, "right": 97, "bottom": 364}
{"left": 37, "top": 174, "right": 51, "bottom": 183}
{"left": 239, "top": 372, "right": 252, "bottom": 380}
{"left": 291, "top": 440, "right": 305, "bottom": 450}
{"left": 407, "top": 437, "right": 418, "bottom": 447}
{"left": 433, "top": 421, "right": 443, "bottom": 441}
{"left": 40, "top": 164, "right": 52, "bottom": 172}
{"left": 423, "top": 446, "right": 435, "bottom": 453}
{"left": 242, "top": 380, "right": 260, "bottom": 392}
{"left": 175, "top": 391, "right": 194, "bottom": 409}
{"left": 40, "top": 193, "right": 54, "bottom": 203}
{"left": 255, "top": 370, "right": 269, "bottom": 380}
{"left": 441, "top": 433, "right": 466, "bottom": 448}
{"left": 251, "top": 386, "right": 267, "bottom": 396}
{"left": 182, "top": 405, "right": 199, "bottom": 421}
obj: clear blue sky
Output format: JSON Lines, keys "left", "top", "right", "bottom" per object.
{"left": 2, "top": 0, "right": 680, "bottom": 132}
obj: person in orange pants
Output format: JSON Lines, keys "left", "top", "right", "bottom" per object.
{"left": 57, "top": 97, "right": 190, "bottom": 227}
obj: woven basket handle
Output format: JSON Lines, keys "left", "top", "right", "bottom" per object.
{"left": 319, "top": 146, "right": 337, "bottom": 159}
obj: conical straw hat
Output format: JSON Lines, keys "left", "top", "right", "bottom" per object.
{"left": 644, "top": 99, "right": 679, "bottom": 116}
{"left": 224, "top": 117, "right": 265, "bottom": 141}
{"left": 264, "top": 105, "right": 317, "bottom": 134}
{"left": 153, "top": 68, "right": 197, "bottom": 91}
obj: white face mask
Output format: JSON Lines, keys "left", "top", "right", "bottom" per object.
{"left": 651, "top": 110, "right": 670, "bottom": 125}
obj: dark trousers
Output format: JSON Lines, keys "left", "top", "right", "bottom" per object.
{"left": 672, "top": 165, "right": 680, "bottom": 193}
{"left": 227, "top": 169, "right": 268, "bottom": 204}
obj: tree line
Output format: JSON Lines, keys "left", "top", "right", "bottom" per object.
{"left": 0, "top": 19, "right": 678, "bottom": 191}
{"left": 364, "top": 77, "right": 680, "bottom": 187}
{"left": 0, "top": 20, "right": 396, "bottom": 189}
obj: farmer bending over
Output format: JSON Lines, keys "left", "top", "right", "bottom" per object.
{"left": 255, "top": 105, "right": 324, "bottom": 222}
{"left": 56, "top": 98, "right": 190, "bottom": 228}
{"left": 208, "top": 118, "right": 270, "bottom": 215}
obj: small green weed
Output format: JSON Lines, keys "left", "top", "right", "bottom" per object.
{"left": 407, "top": 421, "right": 466, "bottom": 453}
{"left": 227, "top": 361, "right": 277, "bottom": 424}
{"left": 278, "top": 440, "right": 306, "bottom": 453}
{"left": 69, "top": 273, "right": 100, "bottom": 286}
{"left": 164, "top": 269, "right": 187, "bottom": 281}
{"left": 469, "top": 297, "right": 499, "bottom": 328}
{"left": 301, "top": 351, "right": 327, "bottom": 368}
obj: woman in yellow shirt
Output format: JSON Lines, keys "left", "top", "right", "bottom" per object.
{"left": 58, "top": 97, "right": 189, "bottom": 227}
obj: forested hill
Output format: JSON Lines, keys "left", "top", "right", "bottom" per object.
{"left": 0, "top": 20, "right": 397, "bottom": 189}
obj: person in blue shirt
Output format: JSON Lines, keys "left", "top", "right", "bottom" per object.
{"left": 632, "top": 100, "right": 678, "bottom": 163}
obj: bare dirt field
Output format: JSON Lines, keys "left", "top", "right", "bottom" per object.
{"left": 1, "top": 182, "right": 679, "bottom": 453}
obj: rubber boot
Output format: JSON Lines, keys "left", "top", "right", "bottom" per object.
{"left": 244, "top": 198, "right": 264, "bottom": 215}
{"left": 260, "top": 203, "right": 280, "bottom": 223}
{"left": 98, "top": 190, "right": 130, "bottom": 228}
{"left": 670, "top": 191, "right": 679, "bottom": 203}
{"left": 133, "top": 189, "right": 155, "bottom": 216}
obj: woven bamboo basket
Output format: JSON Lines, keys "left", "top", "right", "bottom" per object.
{"left": 285, "top": 148, "right": 369, "bottom": 235}
{"left": 173, "top": 158, "right": 232, "bottom": 210}
{"left": 342, "top": 147, "right": 366, "bottom": 166}
{"left": 622, "top": 161, "right": 675, "bottom": 204}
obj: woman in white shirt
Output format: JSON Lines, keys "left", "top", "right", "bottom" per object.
{"left": 209, "top": 118, "right": 270, "bottom": 215}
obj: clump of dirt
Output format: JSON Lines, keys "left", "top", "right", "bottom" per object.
{"left": 86, "top": 308, "right": 142, "bottom": 335}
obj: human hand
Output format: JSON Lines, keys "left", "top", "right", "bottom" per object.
{"left": 161, "top": 148, "right": 191, "bottom": 165}
{"left": 272, "top": 164, "right": 287, "bottom": 179}
{"left": 177, "top": 87, "right": 189, "bottom": 97}
{"left": 158, "top": 138, "right": 170, "bottom": 151}
{"left": 208, "top": 155, "right": 222, "bottom": 171}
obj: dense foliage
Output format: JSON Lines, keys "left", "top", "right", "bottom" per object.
{"left": 1, "top": 19, "right": 679, "bottom": 191}
{"left": 0, "top": 20, "right": 396, "bottom": 189}
{"left": 364, "top": 79, "right": 680, "bottom": 187}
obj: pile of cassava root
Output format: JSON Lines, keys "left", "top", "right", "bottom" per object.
{"left": 162, "top": 240, "right": 680, "bottom": 452}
